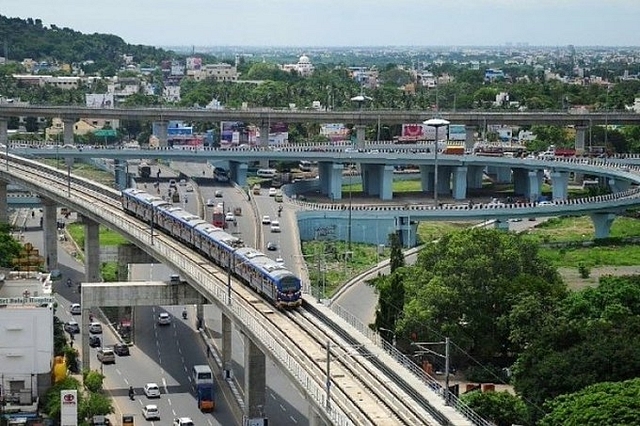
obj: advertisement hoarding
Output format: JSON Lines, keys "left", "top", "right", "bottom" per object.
{"left": 60, "top": 389, "right": 78, "bottom": 426}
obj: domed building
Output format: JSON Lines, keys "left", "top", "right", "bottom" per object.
{"left": 281, "top": 54, "right": 314, "bottom": 77}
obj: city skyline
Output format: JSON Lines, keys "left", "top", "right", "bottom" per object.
{"left": 3, "top": 0, "right": 640, "bottom": 49}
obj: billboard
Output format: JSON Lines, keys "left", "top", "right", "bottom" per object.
{"left": 220, "top": 121, "right": 244, "bottom": 145}
{"left": 448, "top": 124, "right": 466, "bottom": 141}
{"left": 60, "top": 389, "right": 78, "bottom": 426}
{"left": 86, "top": 94, "right": 114, "bottom": 108}
{"left": 320, "top": 123, "right": 349, "bottom": 142}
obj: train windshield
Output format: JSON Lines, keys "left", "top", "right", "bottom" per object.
{"left": 279, "top": 276, "right": 301, "bottom": 292}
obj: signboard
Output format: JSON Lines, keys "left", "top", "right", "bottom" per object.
{"left": 60, "top": 390, "right": 78, "bottom": 426}
{"left": 85, "top": 94, "right": 114, "bottom": 109}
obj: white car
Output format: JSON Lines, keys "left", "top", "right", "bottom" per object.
{"left": 173, "top": 418, "right": 194, "bottom": 426}
{"left": 275, "top": 257, "right": 285, "bottom": 266}
{"left": 142, "top": 405, "right": 160, "bottom": 420}
{"left": 225, "top": 212, "right": 235, "bottom": 222}
{"left": 144, "top": 383, "right": 161, "bottom": 398}
{"left": 206, "top": 199, "right": 215, "bottom": 207}
{"left": 157, "top": 313, "right": 171, "bottom": 326}
{"left": 538, "top": 200, "right": 554, "bottom": 206}
{"left": 88, "top": 322, "right": 103, "bottom": 334}
{"left": 261, "top": 215, "right": 271, "bottom": 225}
{"left": 70, "top": 303, "right": 81, "bottom": 315}
{"left": 270, "top": 221, "right": 281, "bottom": 233}
{"left": 268, "top": 187, "right": 277, "bottom": 197}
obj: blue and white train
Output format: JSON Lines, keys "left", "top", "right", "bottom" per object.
{"left": 121, "top": 188, "right": 302, "bottom": 308}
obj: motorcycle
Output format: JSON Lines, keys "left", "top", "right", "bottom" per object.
{"left": 182, "top": 310, "right": 188, "bottom": 320}
{"left": 128, "top": 387, "right": 135, "bottom": 401}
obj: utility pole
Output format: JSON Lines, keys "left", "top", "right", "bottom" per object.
{"left": 412, "top": 337, "right": 452, "bottom": 404}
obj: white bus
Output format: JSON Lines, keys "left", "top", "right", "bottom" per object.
{"left": 192, "top": 364, "right": 213, "bottom": 386}
{"left": 256, "top": 168, "right": 277, "bottom": 178}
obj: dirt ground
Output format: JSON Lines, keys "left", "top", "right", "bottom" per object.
{"left": 559, "top": 265, "right": 640, "bottom": 290}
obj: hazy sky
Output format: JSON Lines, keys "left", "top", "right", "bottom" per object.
{"left": 3, "top": 0, "right": 640, "bottom": 48}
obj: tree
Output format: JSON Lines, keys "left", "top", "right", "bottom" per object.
{"left": 540, "top": 378, "right": 640, "bottom": 426}
{"left": 388, "top": 232, "right": 404, "bottom": 273}
{"left": 397, "top": 228, "right": 565, "bottom": 365}
{"left": 461, "top": 391, "right": 529, "bottom": 426}
{"left": 0, "top": 223, "right": 22, "bottom": 268}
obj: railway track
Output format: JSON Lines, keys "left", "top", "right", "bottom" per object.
{"left": 1, "top": 153, "right": 472, "bottom": 425}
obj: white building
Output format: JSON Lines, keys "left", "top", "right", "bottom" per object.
{"left": 281, "top": 54, "right": 314, "bottom": 77}
{"left": 0, "top": 272, "right": 55, "bottom": 409}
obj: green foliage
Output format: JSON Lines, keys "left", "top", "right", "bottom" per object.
{"left": 43, "top": 376, "right": 81, "bottom": 420}
{"left": 53, "top": 317, "right": 68, "bottom": 355}
{"left": 100, "top": 262, "right": 119, "bottom": 282}
{"left": 461, "top": 391, "right": 529, "bottom": 426}
{"left": 0, "top": 222, "right": 22, "bottom": 268}
{"left": 79, "top": 392, "right": 114, "bottom": 422}
{"left": 82, "top": 370, "right": 105, "bottom": 393}
{"left": 540, "top": 378, "right": 640, "bottom": 426}
{"left": 398, "top": 228, "right": 566, "bottom": 365}
{"left": 512, "top": 275, "right": 640, "bottom": 415}
{"left": 578, "top": 262, "right": 591, "bottom": 278}
{"left": 388, "top": 232, "right": 404, "bottom": 273}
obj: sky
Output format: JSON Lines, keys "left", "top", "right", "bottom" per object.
{"left": 3, "top": 0, "right": 640, "bottom": 48}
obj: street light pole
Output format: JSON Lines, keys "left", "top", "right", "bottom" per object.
{"left": 227, "top": 252, "right": 232, "bottom": 305}
{"left": 423, "top": 118, "right": 450, "bottom": 207}
{"left": 325, "top": 340, "right": 331, "bottom": 409}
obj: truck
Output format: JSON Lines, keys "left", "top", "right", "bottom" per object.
{"left": 196, "top": 383, "right": 215, "bottom": 412}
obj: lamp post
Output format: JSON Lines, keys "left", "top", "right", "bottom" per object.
{"left": 423, "top": 118, "right": 450, "bottom": 207}
{"left": 412, "top": 337, "right": 452, "bottom": 404}
{"left": 325, "top": 340, "right": 365, "bottom": 410}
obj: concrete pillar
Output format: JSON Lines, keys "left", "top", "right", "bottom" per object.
{"left": 380, "top": 165, "right": 394, "bottom": 201}
{"left": 575, "top": 125, "right": 587, "bottom": 155}
{"left": 80, "top": 307, "right": 92, "bottom": 374}
{"left": 495, "top": 167, "right": 512, "bottom": 184}
{"left": 328, "top": 163, "right": 344, "bottom": 201}
{"left": 259, "top": 123, "right": 270, "bottom": 168}
{"left": 361, "top": 164, "right": 374, "bottom": 195}
{"left": 317, "top": 162, "right": 330, "bottom": 196}
{"left": 42, "top": 199, "right": 58, "bottom": 270}
{"left": 196, "top": 304, "right": 204, "bottom": 329}
{"left": 114, "top": 159, "right": 128, "bottom": 190}
{"left": 464, "top": 125, "right": 476, "bottom": 152}
{"left": 308, "top": 406, "right": 323, "bottom": 426}
{"left": 550, "top": 171, "right": 569, "bottom": 201}
{"left": 228, "top": 161, "right": 248, "bottom": 187}
{"left": 0, "top": 118, "right": 8, "bottom": 149}
{"left": 437, "top": 166, "right": 451, "bottom": 196}
{"left": 63, "top": 119, "right": 75, "bottom": 145}
{"left": 0, "top": 181, "right": 6, "bottom": 224}
{"left": 419, "top": 165, "right": 434, "bottom": 193}
{"left": 221, "top": 313, "right": 232, "bottom": 379}
{"left": 83, "top": 216, "right": 101, "bottom": 283}
{"left": 154, "top": 121, "right": 169, "bottom": 147}
{"left": 528, "top": 170, "right": 544, "bottom": 202}
{"left": 397, "top": 216, "right": 418, "bottom": 248}
{"left": 453, "top": 166, "right": 468, "bottom": 200}
{"left": 354, "top": 125, "right": 366, "bottom": 151}
{"left": 467, "top": 166, "right": 484, "bottom": 189}
{"left": 243, "top": 335, "right": 266, "bottom": 421}
{"left": 608, "top": 178, "right": 631, "bottom": 193}
{"left": 512, "top": 168, "right": 528, "bottom": 196}
{"left": 590, "top": 213, "right": 616, "bottom": 239}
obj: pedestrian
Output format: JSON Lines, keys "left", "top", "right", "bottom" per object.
{"left": 206, "top": 346, "right": 211, "bottom": 358}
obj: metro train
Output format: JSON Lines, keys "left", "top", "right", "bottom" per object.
{"left": 121, "top": 188, "right": 302, "bottom": 308}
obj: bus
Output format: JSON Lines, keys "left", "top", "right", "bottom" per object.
{"left": 212, "top": 204, "right": 226, "bottom": 229}
{"left": 256, "top": 168, "right": 277, "bottom": 178}
{"left": 192, "top": 365, "right": 215, "bottom": 412}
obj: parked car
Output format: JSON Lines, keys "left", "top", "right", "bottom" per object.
{"left": 157, "top": 312, "right": 171, "bottom": 326}
{"left": 144, "top": 383, "right": 161, "bottom": 398}
{"left": 88, "top": 322, "right": 103, "bottom": 334}
{"left": 114, "top": 343, "right": 130, "bottom": 356}
{"left": 89, "top": 336, "right": 101, "bottom": 348}
{"left": 142, "top": 405, "right": 160, "bottom": 421}
{"left": 97, "top": 348, "right": 116, "bottom": 364}
{"left": 64, "top": 320, "right": 80, "bottom": 334}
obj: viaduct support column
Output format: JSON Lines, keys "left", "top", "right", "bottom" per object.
{"left": 575, "top": 125, "right": 587, "bottom": 155}
{"left": 328, "top": 163, "right": 344, "bottom": 201}
{"left": 0, "top": 181, "right": 6, "bottom": 224}
{"left": 464, "top": 125, "right": 476, "bottom": 153}
{"left": 259, "top": 123, "right": 270, "bottom": 168}
{"left": 608, "top": 178, "right": 631, "bottom": 193}
{"left": 419, "top": 165, "right": 434, "bottom": 193}
{"left": 494, "top": 167, "right": 512, "bottom": 184}
{"left": 228, "top": 161, "right": 248, "bottom": 187}
{"left": 528, "top": 170, "right": 544, "bottom": 202}
{"left": 154, "top": 121, "right": 169, "bottom": 148}
{"left": 114, "top": 159, "right": 128, "bottom": 190}
{"left": 550, "top": 171, "right": 569, "bottom": 201}
{"left": 354, "top": 125, "right": 366, "bottom": 151}
{"left": 590, "top": 213, "right": 616, "bottom": 239}
{"left": 453, "top": 167, "right": 468, "bottom": 200}
{"left": 221, "top": 313, "right": 232, "bottom": 379}
{"left": 243, "top": 335, "right": 266, "bottom": 422}
{"left": 42, "top": 198, "right": 58, "bottom": 270}
{"left": 0, "top": 118, "right": 8, "bottom": 152}
{"left": 437, "top": 166, "right": 452, "bottom": 197}
{"left": 512, "top": 168, "right": 528, "bottom": 196}
{"left": 467, "top": 166, "right": 484, "bottom": 190}
{"left": 82, "top": 216, "right": 101, "bottom": 283}
{"left": 380, "top": 165, "right": 394, "bottom": 201}
{"left": 63, "top": 119, "right": 75, "bottom": 145}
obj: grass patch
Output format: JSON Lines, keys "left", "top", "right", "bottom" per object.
{"left": 417, "top": 221, "right": 481, "bottom": 243}
{"left": 67, "top": 223, "right": 128, "bottom": 247}
{"left": 525, "top": 216, "right": 640, "bottom": 243}
{"left": 539, "top": 245, "right": 640, "bottom": 268}
{"left": 39, "top": 159, "right": 115, "bottom": 186}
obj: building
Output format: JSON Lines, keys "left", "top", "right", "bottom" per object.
{"left": 0, "top": 271, "right": 55, "bottom": 418}
{"left": 189, "top": 63, "right": 238, "bottom": 82}
{"left": 281, "top": 54, "right": 314, "bottom": 77}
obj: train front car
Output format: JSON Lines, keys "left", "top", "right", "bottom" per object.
{"left": 121, "top": 188, "right": 170, "bottom": 221}
{"left": 233, "top": 247, "right": 302, "bottom": 309}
